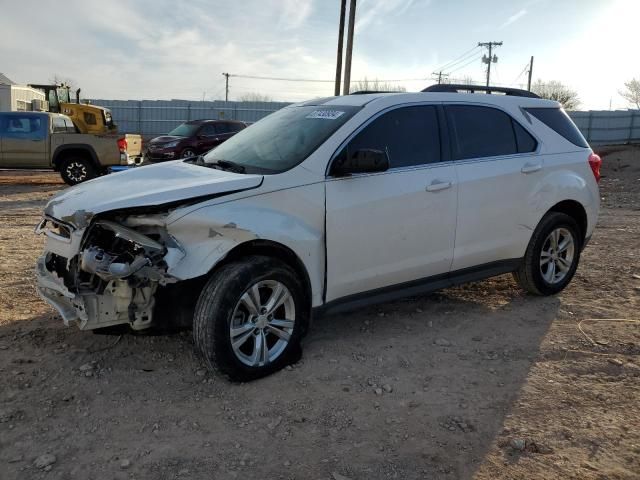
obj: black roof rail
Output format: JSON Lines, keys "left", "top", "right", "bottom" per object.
{"left": 422, "top": 84, "right": 540, "bottom": 98}
{"left": 350, "top": 90, "right": 399, "bottom": 95}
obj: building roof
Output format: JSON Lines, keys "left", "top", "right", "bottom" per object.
{"left": 0, "top": 73, "right": 16, "bottom": 85}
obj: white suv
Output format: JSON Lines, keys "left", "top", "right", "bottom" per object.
{"left": 35, "top": 85, "right": 601, "bottom": 381}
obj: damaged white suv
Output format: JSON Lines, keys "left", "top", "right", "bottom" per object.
{"left": 36, "top": 85, "right": 601, "bottom": 381}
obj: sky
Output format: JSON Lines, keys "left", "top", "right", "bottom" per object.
{"left": 0, "top": 0, "right": 638, "bottom": 110}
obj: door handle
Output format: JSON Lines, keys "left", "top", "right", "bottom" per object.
{"left": 521, "top": 162, "right": 542, "bottom": 174}
{"left": 425, "top": 180, "right": 452, "bottom": 192}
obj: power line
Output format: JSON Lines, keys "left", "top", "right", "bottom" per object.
{"left": 446, "top": 55, "right": 483, "bottom": 75}
{"left": 511, "top": 62, "right": 530, "bottom": 85}
{"left": 434, "top": 45, "right": 481, "bottom": 73}
{"left": 229, "top": 74, "right": 427, "bottom": 83}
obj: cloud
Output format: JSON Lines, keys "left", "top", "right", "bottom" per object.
{"left": 500, "top": 9, "right": 527, "bottom": 29}
{"left": 355, "top": 0, "right": 419, "bottom": 32}
{"left": 0, "top": 0, "right": 335, "bottom": 101}
{"left": 278, "top": 0, "right": 314, "bottom": 30}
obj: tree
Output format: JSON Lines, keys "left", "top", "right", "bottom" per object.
{"left": 49, "top": 74, "right": 78, "bottom": 90}
{"left": 49, "top": 74, "right": 83, "bottom": 101}
{"left": 238, "top": 92, "right": 273, "bottom": 102}
{"left": 531, "top": 80, "right": 580, "bottom": 110}
{"left": 619, "top": 78, "right": 640, "bottom": 109}
{"left": 350, "top": 77, "right": 406, "bottom": 93}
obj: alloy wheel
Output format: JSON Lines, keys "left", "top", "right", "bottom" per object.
{"left": 229, "top": 280, "right": 296, "bottom": 367}
{"left": 540, "top": 227, "right": 575, "bottom": 284}
{"left": 66, "top": 161, "right": 87, "bottom": 183}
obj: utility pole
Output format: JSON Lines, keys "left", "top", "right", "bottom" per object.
{"left": 342, "top": 0, "right": 357, "bottom": 95}
{"left": 526, "top": 55, "right": 534, "bottom": 91}
{"left": 478, "top": 41, "right": 502, "bottom": 87}
{"left": 222, "top": 72, "right": 230, "bottom": 102}
{"left": 334, "top": 0, "right": 347, "bottom": 96}
{"left": 432, "top": 71, "right": 449, "bottom": 84}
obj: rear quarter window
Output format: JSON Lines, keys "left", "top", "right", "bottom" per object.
{"left": 525, "top": 107, "right": 589, "bottom": 148}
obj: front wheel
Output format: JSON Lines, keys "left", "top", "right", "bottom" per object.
{"left": 60, "top": 157, "right": 97, "bottom": 185}
{"left": 193, "top": 256, "right": 308, "bottom": 381}
{"left": 513, "top": 212, "right": 582, "bottom": 295}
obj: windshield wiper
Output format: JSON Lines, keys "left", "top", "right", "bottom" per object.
{"left": 212, "top": 159, "right": 246, "bottom": 173}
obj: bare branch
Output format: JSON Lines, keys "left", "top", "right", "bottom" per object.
{"left": 619, "top": 78, "right": 640, "bottom": 109}
{"left": 531, "top": 80, "right": 580, "bottom": 110}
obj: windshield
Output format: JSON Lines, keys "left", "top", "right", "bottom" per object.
{"left": 168, "top": 123, "right": 200, "bottom": 137}
{"left": 57, "top": 87, "right": 70, "bottom": 104}
{"left": 203, "top": 105, "right": 360, "bottom": 173}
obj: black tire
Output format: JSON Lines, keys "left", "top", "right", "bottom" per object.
{"left": 513, "top": 212, "right": 582, "bottom": 295}
{"left": 193, "top": 256, "right": 308, "bottom": 381}
{"left": 60, "top": 156, "right": 97, "bottom": 185}
{"left": 181, "top": 148, "right": 197, "bottom": 158}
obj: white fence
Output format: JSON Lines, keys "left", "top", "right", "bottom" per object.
{"left": 568, "top": 110, "right": 640, "bottom": 146}
{"left": 91, "top": 99, "right": 640, "bottom": 146}
{"left": 90, "top": 99, "right": 292, "bottom": 138}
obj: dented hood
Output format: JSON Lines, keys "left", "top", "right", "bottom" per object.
{"left": 44, "top": 160, "right": 263, "bottom": 226}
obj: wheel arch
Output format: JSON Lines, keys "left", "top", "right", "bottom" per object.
{"left": 545, "top": 199, "right": 588, "bottom": 243}
{"left": 52, "top": 144, "right": 100, "bottom": 171}
{"left": 213, "top": 239, "right": 313, "bottom": 309}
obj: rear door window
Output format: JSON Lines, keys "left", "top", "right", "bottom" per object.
{"left": 215, "top": 123, "right": 231, "bottom": 134}
{"left": 342, "top": 105, "right": 441, "bottom": 168}
{"left": 513, "top": 121, "right": 537, "bottom": 153}
{"left": 63, "top": 118, "right": 77, "bottom": 132}
{"left": 228, "top": 122, "right": 245, "bottom": 132}
{"left": 199, "top": 124, "right": 217, "bottom": 136}
{"left": 446, "top": 105, "right": 518, "bottom": 160}
{"left": 524, "top": 107, "right": 588, "bottom": 148}
{"left": 52, "top": 116, "right": 67, "bottom": 133}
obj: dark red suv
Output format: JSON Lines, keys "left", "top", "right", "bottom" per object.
{"left": 144, "top": 120, "right": 246, "bottom": 162}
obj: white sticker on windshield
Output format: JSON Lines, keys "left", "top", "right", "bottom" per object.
{"left": 306, "top": 110, "right": 345, "bottom": 120}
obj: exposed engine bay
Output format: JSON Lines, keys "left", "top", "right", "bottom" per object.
{"left": 36, "top": 214, "right": 184, "bottom": 331}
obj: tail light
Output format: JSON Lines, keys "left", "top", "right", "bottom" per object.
{"left": 588, "top": 153, "right": 602, "bottom": 183}
{"left": 117, "top": 137, "right": 128, "bottom": 153}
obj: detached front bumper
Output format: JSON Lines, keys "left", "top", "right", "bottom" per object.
{"left": 34, "top": 215, "right": 178, "bottom": 331}
{"left": 35, "top": 255, "right": 87, "bottom": 326}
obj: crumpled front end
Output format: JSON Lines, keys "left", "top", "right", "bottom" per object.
{"left": 35, "top": 214, "right": 184, "bottom": 331}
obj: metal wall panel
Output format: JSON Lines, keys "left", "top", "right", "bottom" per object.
{"left": 90, "top": 99, "right": 639, "bottom": 147}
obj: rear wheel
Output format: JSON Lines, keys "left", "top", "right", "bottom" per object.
{"left": 60, "top": 157, "right": 97, "bottom": 185}
{"left": 193, "top": 256, "right": 307, "bottom": 381}
{"left": 182, "top": 148, "right": 197, "bottom": 158}
{"left": 514, "top": 212, "right": 582, "bottom": 295}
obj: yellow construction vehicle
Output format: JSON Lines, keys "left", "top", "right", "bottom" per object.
{"left": 29, "top": 83, "right": 117, "bottom": 135}
{"left": 28, "top": 83, "right": 143, "bottom": 161}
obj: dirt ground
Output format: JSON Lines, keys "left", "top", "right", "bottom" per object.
{"left": 0, "top": 148, "right": 639, "bottom": 480}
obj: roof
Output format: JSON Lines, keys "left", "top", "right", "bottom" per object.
{"left": 302, "top": 91, "right": 558, "bottom": 109}
{"left": 0, "top": 73, "right": 16, "bottom": 85}
{"left": 1, "top": 111, "right": 66, "bottom": 118}
{"left": 186, "top": 119, "right": 245, "bottom": 124}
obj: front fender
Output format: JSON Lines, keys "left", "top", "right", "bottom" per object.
{"left": 166, "top": 183, "right": 325, "bottom": 306}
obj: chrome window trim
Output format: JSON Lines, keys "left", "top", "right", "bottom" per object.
{"left": 442, "top": 102, "right": 542, "bottom": 158}
{"left": 325, "top": 100, "right": 543, "bottom": 178}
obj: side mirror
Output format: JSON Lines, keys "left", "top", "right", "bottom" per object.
{"left": 331, "top": 148, "right": 389, "bottom": 176}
